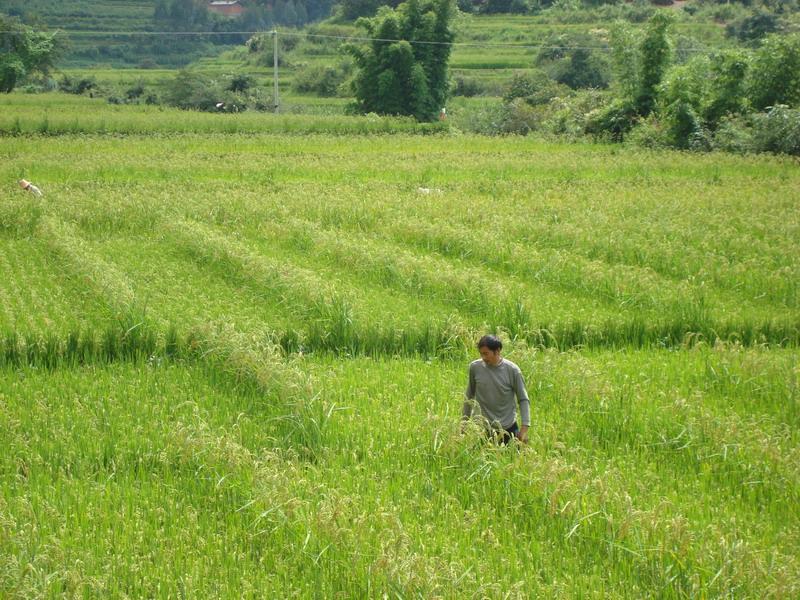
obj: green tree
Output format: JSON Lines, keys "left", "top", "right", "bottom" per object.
{"left": 609, "top": 21, "right": 640, "bottom": 102}
{"left": 338, "top": 0, "right": 386, "bottom": 20}
{"left": 554, "top": 48, "right": 609, "bottom": 90}
{"left": 703, "top": 50, "right": 749, "bottom": 127}
{"left": 636, "top": 11, "right": 673, "bottom": 117}
{"left": 0, "top": 16, "right": 60, "bottom": 93}
{"left": 346, "top": 0, "right": 454, "bottom": 120}
{"left": 748, "top": 33, "right": 800, "bottom": 110}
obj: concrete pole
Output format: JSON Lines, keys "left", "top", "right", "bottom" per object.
{"left": 272, "top": 29, "right": 279, "bottom": 112}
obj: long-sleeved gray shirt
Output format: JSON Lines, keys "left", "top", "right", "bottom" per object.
{"left": 463, "top": 358, "right": 530, "bottom": 429}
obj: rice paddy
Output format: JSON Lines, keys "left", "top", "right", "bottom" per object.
{"left": 1, "top": 94, "right": 798, "bottom": 598}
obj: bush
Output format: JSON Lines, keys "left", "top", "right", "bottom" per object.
{"left": 552, "top": 48, "right": 610, "bottom": 90}
{"left": 625, "top": 115, "right": 671, "bottom": 149}
{"left": 227, "top": 73, "right": 255, "bottom": 93}
{"left": 712, "top": 114, "right": 756, "bottom": 154}
{"left": 164, "top": 70, "right": 220, "bottom": 111}
{"left": 750, "top": 105, "right": 800, "bottom": 155}
{"left": 747, "top": 33, "right": 800, "bottom": 110}
{"left": 125, "top": 81, "right": 145, "bottom": 100}
{"left": 59, "top": 75, "right": 96, "bottom": 95}
{"left": 503, "top": 71, "right": 569, "bottom": 105}
{"left": 726, "top": 10, "right": 781, "bottom": 45}
{"left": 542, "top": 89, "right": 607, "bottom": 138}
{"left": 292, "top": 64, "right": 349, "bottom": 97}
{"left": 451, "top": 76, "right": 488, "bottom": 97}
{"left": 584, "top": 100, "right": 639, "bottom": 141}
{"left": 497, "top": 98, "right": 544, "bottom": 135}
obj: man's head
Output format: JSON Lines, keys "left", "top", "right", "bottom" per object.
{"left": 477, "top": 335, "right": 502, "bottom": 366}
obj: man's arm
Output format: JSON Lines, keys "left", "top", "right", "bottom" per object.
{"left": 461, "top": 364, "right": 476, "bottom": 429}
{"left": 514, "top": 367, "right": 531, "bottom": 442}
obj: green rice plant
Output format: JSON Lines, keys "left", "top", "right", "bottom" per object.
{"left": 2, "top": 330, "right": 20, "bottom": 367}
{"left": 35, "top": 215, "right": 141, "bottom": 323}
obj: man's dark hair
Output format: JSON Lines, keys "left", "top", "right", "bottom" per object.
{"left": 477, "top": 335, "right": 502, "bottom": 351}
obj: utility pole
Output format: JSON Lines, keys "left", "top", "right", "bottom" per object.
{"left": 272, "top": 29, "right": 279, "bottom": 112}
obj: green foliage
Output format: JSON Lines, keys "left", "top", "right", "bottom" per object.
{"left": 292, "top": 63, "right": 351, "bottom": 96}
{"left": 584, "top": 99, "right": 638, "bottom": 141}
{"left": 227, "top": 73, "right": 255, "bottom": 93}
{"left": 609, "top": 21, "right": 640, "bottom": 104}
{"left": 503, "top": 70, "right": 569, "bottom": 105}
{"left": 347, "top": 0, "right": 455, "bottom": 120}
{"left": 58, "top": 74, "right": 97, "bottom": 95}
{"left": 164, "top": 70, "right": 220, "bottom": 111}
{"left": 636, "top": 11, "right": 674, "bottom": 117}
{"left": 337, "top": 0, "right": 395, "bottom": 20}
{"left": 747, "top": 32, "right": 800, "bottom": 110}
{"left": 0, "top": 15, "right": 60, "bottom": 93}
{"left": 703, "top": 50, "right": 750, "bottom": 127}
{"left": 725, "top": 9, "right": 782, "bottom": 45}
{"left": 750, "top": 104, "right": 800, "bottom": 155}
{"left": 552, "top": 48, "right": 610, "bottom": 90}
{"left": 450, "top": 75, "right": 489, "bottom": 97}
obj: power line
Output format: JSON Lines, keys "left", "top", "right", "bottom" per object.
{"left": 0, "top": 27, "right": 719, "bottom": 53}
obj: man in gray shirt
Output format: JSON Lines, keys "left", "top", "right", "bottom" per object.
{"left": 462, "top": 335, "right": 530, "bottom": 444}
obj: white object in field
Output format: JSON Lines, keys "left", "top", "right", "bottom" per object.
{"left": 18, "top": 179, "right": 43, "bottom": 197}
{"left": 417, "top": 187, "right": 442, "bottom": 195}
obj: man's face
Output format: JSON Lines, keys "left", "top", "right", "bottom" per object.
{"left": 479, "top": 346, "right": 501, "bottom": 366}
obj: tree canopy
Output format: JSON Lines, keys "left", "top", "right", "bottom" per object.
{"left": 346, "top": 0, "right": 455, "bottom": 121}
{"left": 0, "top": 15, "right": 60, "bottom": 93}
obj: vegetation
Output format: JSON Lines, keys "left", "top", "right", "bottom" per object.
{"left": 1, "top": 95, "right": 798, "bottom": 596}
{"left": 0, "top": 15, "right": 61, "bottom": 93}
{"left": 346, "top": 0, "right": 455, "bottom": 120}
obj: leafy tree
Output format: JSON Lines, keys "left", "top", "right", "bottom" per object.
{"left": 346, "top": 0, "right": 454, "bottom": 120}
{"left": 609, "top": 21, "right": 640, "bottom": 102}
{"left": 164, "top": 70, "right": 219, "bottom": 110}
{"left": 553, "top": 48, "right": 609, "bottom": 90}
{"left": 503, "top": 70, "right": 569, "bottom": 105}
{"left": 747, "top": 33, "right": 800, "bottom": 110}
{"left": 481, "top": 0, "right": 515, "bottom": 13}
{"left": 635, "top": 11, "right": 673, "bottom": 117}
{"left": 0, "top": 16, "right": 60, "bottom": 93}
{"left": 228, "top": 73, "right": 255, "bottom": 93}
{"left": 338, "top": 0, "right": 392, "bottom": 20}
{"left": 725, "top": 10, "right": 780, "bottom": 45}
{"left": 703, "top": 50, "right": 749, "bottom": 126}
{"left": 659, "top": 64, "right": 705, "bottom": 148}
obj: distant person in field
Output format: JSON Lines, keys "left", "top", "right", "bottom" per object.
{"left": 18, "top": 179, "right": 42, "bottom": 197}
{"left": 462, "top": 335, "right": 530, "bottom": 444}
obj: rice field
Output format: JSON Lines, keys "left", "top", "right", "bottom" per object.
{"left": 1, "top": 94, "right": 798, "bottom": 598}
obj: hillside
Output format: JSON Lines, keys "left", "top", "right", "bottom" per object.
{"left": 3, "top": 0, "right": 337, "bottom": 66}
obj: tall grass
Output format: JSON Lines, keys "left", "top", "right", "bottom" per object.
{"left": 3, "top": 346, "right": 797, "bottom": 597}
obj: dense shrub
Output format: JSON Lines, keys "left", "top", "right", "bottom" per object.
{"left": 292, "top": 63, "right": 351, "bottom": 96}
{"left": 164, "top": 70, "right": 220, "bottom": 111}
{"left": 227, "top": 73, "right": 255, "bottom": 93}
{"left": 750, "top": 105, "right": 800, "bottom": 155}
{"left": 726, "top": 10, "right": 781, "bottom": 44}
{"left": 451, "top": 75, "right": 493, "bottom": 97}
{"left": 552, "top": 48, "right": 610, "bottom": 89}
{"left": 747, "top": 33, "right": 800, "bottom": 110}
{"left": 542, "top": 88, "right": 607, "bottom": 138}
{"left": 497, "top": 98, "right": 544, "bottom": 134}
{"left": 503, "top": 71, "right": 569, "bottom": 105}
{"left": 584, "top": 100, "right": 639, "bottom": 141}
{"left": 59, "top": 75, "right": 97, "bottom": 95}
